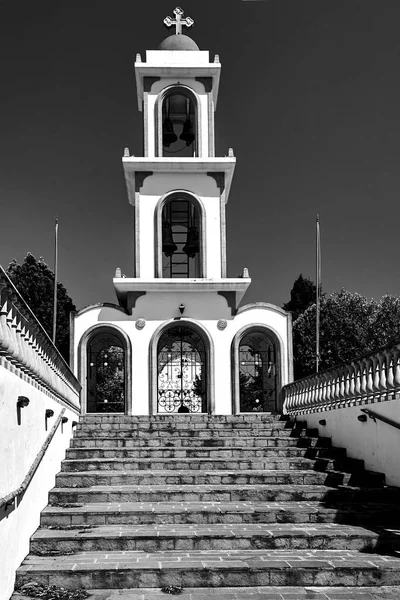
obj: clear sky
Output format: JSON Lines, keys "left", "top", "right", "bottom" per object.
{"left": 1, "top": 0, "right": 400, "bottom": 311}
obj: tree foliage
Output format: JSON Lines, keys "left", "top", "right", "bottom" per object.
{"left": 6, "top": 253, "right": 76, "bottom": 363}
{"left": 293, "top": 289, "right": 400, "bottom": 379}
{"left": 283, "top": 274, "right": 318, "bottom": 322}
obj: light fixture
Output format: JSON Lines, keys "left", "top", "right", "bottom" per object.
{"left": 45, "top": 409, "right": 54, "bottom": 418}
{"left": 357, "top": 414, "right": 368, "bottom": 423}
{"left": 17, "top": 396, "right": 30, "bottom": 409}
{"left": 319, "top": 419, "right": 326, "bottom": 426}
{"left": 179, "top": 303, "right": 185, "bottom": 315}
{"left": 61, "top": 417, "right": 68, "bottom": 424}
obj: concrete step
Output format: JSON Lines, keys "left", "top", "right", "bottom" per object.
{"left": 65, "top": 446, "right": 344, "bottom": 460}
{"left": 48, "top": 483, "right": 364, "bottom": 505}
{"left": 60, "top": 457, "right": 320, "bottom": 472}
{"left": 54, "top": 469, "right": 351, "bottom": 488}
{"left": 15, "top": 548, "right": 400, "bottom": 589}
{"left": 79, "top": 414, "right": 284, "bottom": 425}
{"left": 73, "top": 427, "right": 294, "bottom": 439}
{"left": 70, "top": 436, "right": 303, "bottom": 449}
{"left": 30, "top": 523, "right": 388, "bottom": 554}
{"left": 40, "top": 501, "right": 400, "bottom": 528}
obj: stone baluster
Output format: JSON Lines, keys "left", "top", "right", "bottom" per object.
{"left": 364, "top": 357, "right": 374, "bottom": 400}
{"left": 338, "top": 368, "right": 346, "bottom": 405}
{"left": 392, "top": 347, "right": 400, "bottom": 388}
{"left": 359, "top": 359, "right": 368, "bottom": 400}
{"left": 377, "top": 353, "right": 387, "bottom": 398}
{"left": 384, "top": 349, "right": 395, "bottom": 398}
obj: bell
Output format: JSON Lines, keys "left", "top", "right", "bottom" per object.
{"left": 162, "top": 222, "right": 177, "bottom": 257}
{"left": 179, "top": 118, "right": 195, "bottom": 146}
{"left": 163, "top": 118, "right": 178, "bottom": 147}
{"left": 183, "top": 226, "right": 199, "bottom": 258}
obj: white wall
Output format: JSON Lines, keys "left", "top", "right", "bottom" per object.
{"left": 303, "top": 399, "right": 400, "bottom": 486}
{"left": 73, "top": 302, "right": 291, "bottom": 416}
{"left": 0, "top": 364, "right": 80, "bottom": 600}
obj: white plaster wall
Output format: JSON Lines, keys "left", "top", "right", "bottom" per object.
{"left": 137, "top": 187, "right": 222, "bottom": 279}
{"left": 0, "top": 365, "right": 79, "bottom": 600}
{"left": 146, "top": 51, "right": 211, "bottom": 66}
{"left": 74, "top": 303, "right": 290, "bottom": 416}
{"left": 302, "top": 400, "right": 400, "bottom": 486}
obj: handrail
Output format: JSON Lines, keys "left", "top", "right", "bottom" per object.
{"left": 360, "top": 408, "right": 400, "bottom": 431}
{"left": 283, "top": 340, "right": 400, "bottom": 416}
{"left": 0, "top": 409, "right": 66, "bottom": 510}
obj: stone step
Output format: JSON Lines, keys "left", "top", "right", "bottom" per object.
{"left": 14, "top": 586, "right": 400, "bottom": 600}
{"left": 70, "top": 436, "right": 304, "bottom": 449}
{"left": 79, "top": 414, "right": 284, "bottom": 424}
{"left": 65, "top": 445, "right": 344, "bottom": 460}
{"left": 15, "top": 548, "right": 400, "bottom": 589}
{"left": 73, "top": 427, "right": 294, "bottom": 439}
{"left": 54, "top": 469, "right": 350, "bottom": 488}
{"left": 60, "top": 457, "right": 320, "bottom": 472}
{"left": 30, "top": 523, "right": 388, "bottom": 554}
{"left": 48, "top": 483, "right": 365, "bottom": 505}
{"left": 76, "top": 421, "right": 290, "bottom": 432}
{"left": 41, "top": 500, "right": 400, "bottom": 527}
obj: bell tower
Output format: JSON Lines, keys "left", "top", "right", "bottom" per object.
{"left": 115, "top": 7, "right": 251, "bottom": 312}
{"left": 72, "top": 6, "right": 292, "bottom": 416}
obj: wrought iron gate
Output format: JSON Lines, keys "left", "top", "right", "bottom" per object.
{"left": 239, "top": 331, "right": 277, "bottom": 412}
{"left": 157, "top": 326, "right": 206, "bottom": 413}
{"left": 87, "top": 332, "right": 125, "bottom": 413}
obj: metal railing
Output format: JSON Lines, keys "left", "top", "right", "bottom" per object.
{"left": 283, "top": 342, "right": 400, "bottom": 416}
{"left": 0, "top": 409, "right": 66, "bottom": 511}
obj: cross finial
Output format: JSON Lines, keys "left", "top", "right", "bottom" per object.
{"left": 164, "top": 7, "right": 194, "bottom": 35}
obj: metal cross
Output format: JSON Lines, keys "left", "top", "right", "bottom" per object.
{"left": 164, "top": 7, "right": 194, "bottom": 35}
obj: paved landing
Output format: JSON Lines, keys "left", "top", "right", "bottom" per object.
{"left": 14, "top": 586, "right": 400, "bottom": 600}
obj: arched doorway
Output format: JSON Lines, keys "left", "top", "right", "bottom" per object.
{"left": 157, "top": 325, "right": 207, "bottom": 413}
{"left": 86, "top": 329, "right": 126, "bottom": 413}
{"left": 237, "top": 329, "right": 278, "bottom": 413}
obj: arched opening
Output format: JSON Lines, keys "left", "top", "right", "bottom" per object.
{"left": 233, "top": 328, "right": 279, "bottom": 413}
{"left": 86, "top": 329, "right": 126, "bottom": 413}
{"left": 159, "top": 87, "right": 198, "bottom": 157}
{"left": 157, "top": 325, "right": 207, "bottom": 413}
{"left": 160, "top": 194, "right": 202, "bottom": 278}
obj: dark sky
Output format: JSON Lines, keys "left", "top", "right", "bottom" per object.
{"left": 1, "top": 0, "right": 400, "bottom": 310}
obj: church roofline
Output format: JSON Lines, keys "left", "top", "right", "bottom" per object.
{"left": 134, "top": 57, "right": 221, "bottom": 110}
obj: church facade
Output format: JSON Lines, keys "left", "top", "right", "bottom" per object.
{"left": 71, "top": 8, "right": 293, "bottom": 417}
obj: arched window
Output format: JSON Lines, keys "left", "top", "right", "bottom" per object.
{"left": 159, "top": 194, "right": 202, "bottom": 278}
{"left": 157, "top": 325, "right": 207, "bottom": 413}
{"left": 237, "top": 329, "right": 278, "bottom": 413}
{"left": 159, "top": 87, "right": 198, "bottom": 157}
{"left": 86, "top": 329, "right": 126, "bottom": 413}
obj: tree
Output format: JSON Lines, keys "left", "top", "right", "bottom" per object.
{"left": 283, "top": 274, "right": 318, "bottom": 322}
{"left": 6, "top": 253, "right": 76, "bottom": 363}
{"left": 293, "top": 289, "right": 400, "bottom": 380}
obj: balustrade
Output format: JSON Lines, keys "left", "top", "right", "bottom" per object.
{"left": 0, "top": 267, "right": 81, "bottom": 411}
{"left": 283, "top": 343, "right": 400, "bottom": 416}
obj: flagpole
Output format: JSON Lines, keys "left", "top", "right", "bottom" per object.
{"left": 316, "top": 214, "right": 321, "bottom": 373}
{"left": 52, "top": 218, "right": 59, "bottom": 345}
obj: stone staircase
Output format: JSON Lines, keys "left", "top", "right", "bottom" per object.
{"left": 14, "top": 414, "right": 400, "bottom": 598}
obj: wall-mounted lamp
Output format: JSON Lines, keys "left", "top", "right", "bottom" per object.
{"left": 72, "top": 421, "right": 78, "bottom": 428}
{"left": 357, "top": 414, "right": 368, "bottom": 423}
{"left": 179, "top": 303, "right": 185, "bottom": 315}
{"left": 17, "top": 396, "right": 30, "bottom": 409}
{"left": 318, "top": 419, "right": 326, "bottom": 426}
{"left": 45, "top": 409, "right": 54, "bottom": 419}
{"left": 61, "top": 417, "right": 68, "bottom": 424}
